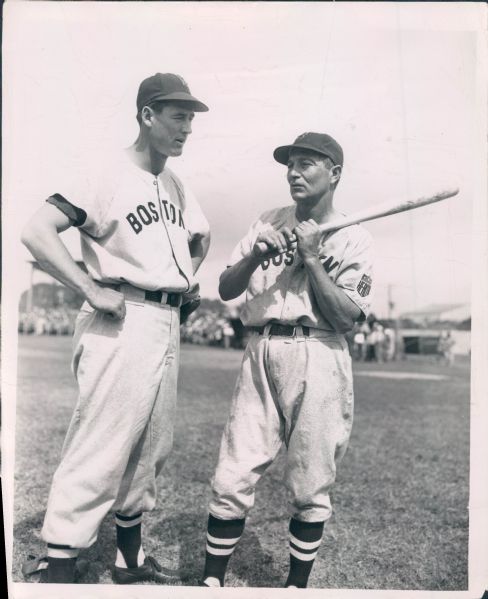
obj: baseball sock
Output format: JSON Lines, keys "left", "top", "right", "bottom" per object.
{"left": 285, "top": 518, "right": 325, "bottom": 588}
{"left": 47, "top": 544, "right": 79, "bottom": 583}
{"left": 202, "top": 514, "right": 245, "bottom": 587}
{"left": 115, "top": 513, "right": 145, "bottom": 568}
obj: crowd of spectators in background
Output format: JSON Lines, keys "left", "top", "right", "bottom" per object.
{"left": 348, "top": 317, "right": 399, "bottom": 362}
{"left": 18, "top": 294, "right": 457, "bottom": 364}
{"left": 19, "top": 301, "right": 243, "bottom": 349}
{"left": 180, "top": 311, "right": 238, "bottom": 348}
{"left": 18, "top": 306, "right": 78, "bottom": 336}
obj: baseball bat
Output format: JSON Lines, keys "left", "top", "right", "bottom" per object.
{"left": 256, "top": 188, "right": 459, "bottom": 253}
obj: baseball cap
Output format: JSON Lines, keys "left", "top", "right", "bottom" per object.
{"left": 273, "top": 132, "right": 344, "bottom": 167}
{"left": 137, "top": 73, "right": 209, "bottom": 113}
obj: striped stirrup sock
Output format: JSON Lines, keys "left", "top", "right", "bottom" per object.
{"left": 115, "top": 512, "right": 145, "bottom": 568}
{"left": 202, "top": 514, "right": 245, "bottom": 587}
{"left": 285, "top": 518, "right": 325, "bottom": 588}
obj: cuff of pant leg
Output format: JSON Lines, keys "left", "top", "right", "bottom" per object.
{"left": 208, "top": 507, "right": 247, "bottom": 521}
{"left": 289, "top": 508, "right": 333, "bottom": 523}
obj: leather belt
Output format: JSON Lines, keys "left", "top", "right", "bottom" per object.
{"left": 98, "top": 283, "right": 182, "bottom": 307}
{"left": 144, "top": 290, "right": 182, "bottom": 307}
{"left": 249, "top": 323, "right": 310, "bottom": 337}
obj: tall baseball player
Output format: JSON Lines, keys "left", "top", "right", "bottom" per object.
{"left": 201, "top": 132, "right": 374, "bottom": 588}
{"left": 20, "top": 73, "right": 210, "bottom": 584}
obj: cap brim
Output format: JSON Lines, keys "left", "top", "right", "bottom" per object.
{"left": 273, "top": 143, "right": 337, "bottom": 165}
{"left": 149, "top": 91, "right": 209, "bottom": 112}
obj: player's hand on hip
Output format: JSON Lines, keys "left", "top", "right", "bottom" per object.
{"left": 87, "top": 287, "right": 126, "bottom": 320}
{"left": 295, "top": 219, "right": 321, "bottom": 261}
{"left": 253, "top": 229, "right": 294, "bottom": 258}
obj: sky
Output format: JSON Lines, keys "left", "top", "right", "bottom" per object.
{"left": 2, "top": 1, "right": 484, "bottom": 318}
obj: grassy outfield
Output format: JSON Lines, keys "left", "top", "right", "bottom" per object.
{"left": 12, "top": 335, "right": 469, "bottom": 589}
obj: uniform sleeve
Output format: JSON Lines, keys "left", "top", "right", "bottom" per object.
{"left": 45, "top": 170, "right": 109, "bottom": 238}
{"left": 182, "top": 185, "right": 210, "bottom": 240}
{"left": 335, "top": 228, "right": 375, "bottom": 320}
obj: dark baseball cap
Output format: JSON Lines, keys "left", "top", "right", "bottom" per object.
{"left": 137, "top": 73, "right": 209, "bottom": 113}
{"left": 273, "top": 132, "right": 344, "bottom": 167}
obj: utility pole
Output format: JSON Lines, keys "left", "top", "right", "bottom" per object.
{"left": 387, "top": 284, "right": 394, "bottom": 321}
{"left": 388, "top": 284, "right": 402, "bottom": 361}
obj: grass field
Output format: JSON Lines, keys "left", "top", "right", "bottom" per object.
{"left": 12, "top": 335, "right": 470, "bottom": 589}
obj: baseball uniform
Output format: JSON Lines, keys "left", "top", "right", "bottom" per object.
{"left": 41, "top": 151, "right": 209, "bottom": 549}
{"left": 209, "top": 205, "right": 374, "bottom": 523}
{"left": 200, "top": 130, "right": 372, "bottom": 590}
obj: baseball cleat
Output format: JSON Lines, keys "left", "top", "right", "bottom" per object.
{"left": 112, "top": 555, "right": 186, "bottom": 584}
{"left": 21, "top": 555, "right": 88, "bottom": 583}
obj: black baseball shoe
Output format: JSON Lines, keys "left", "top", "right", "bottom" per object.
{"left": 21, "top": 555, "right": 88, "bottom": 583}
{"left": 112, "top": 555, "right": 186, "bottom": 584}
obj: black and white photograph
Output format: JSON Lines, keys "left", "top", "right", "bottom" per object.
{"left": 2, "top": 2, "right": 487, "bottom": 598}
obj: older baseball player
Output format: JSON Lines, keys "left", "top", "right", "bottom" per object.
{"left": 21, "top": 73, "right": 210, "bottom": 584}
{"left": 201, "top": 132, "right": 374, "bottom": 588}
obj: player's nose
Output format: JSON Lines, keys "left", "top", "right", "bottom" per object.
{"left": 287, "top": 167, "right": 299, "bottom": 181}
{"left": 181, "top": 118, "right": 192, "bottom": 135}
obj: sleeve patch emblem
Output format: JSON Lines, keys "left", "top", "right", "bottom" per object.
{"left": 357, "top": 274, "right": 372, "bottom": 297}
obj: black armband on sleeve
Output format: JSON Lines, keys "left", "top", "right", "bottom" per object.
{"left": 46, "top": 193, "right": 87, "bottom": 227}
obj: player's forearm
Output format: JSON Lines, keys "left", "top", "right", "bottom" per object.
{"left": 21, "top": 221, "right": 98, "bottom": 302}
{"left": 190, "top": 231, "right": 211, "bottom": 274}
{"left": 219, "top": 254, "right": 261, "bottom": 301}
{"left": 303, "top": 256, "right": 361, "bottom": 333}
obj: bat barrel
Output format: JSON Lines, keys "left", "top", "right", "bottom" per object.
{"left": 318, "top": 187, "right": 459, "bottom": 233}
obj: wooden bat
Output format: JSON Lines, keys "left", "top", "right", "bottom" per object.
{"left": 256, "top": 188, "right": 459, "bottom": 253}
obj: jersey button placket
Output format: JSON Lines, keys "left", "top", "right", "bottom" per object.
{"left": 277, "top": 222, "right": 298, "bottom": 323}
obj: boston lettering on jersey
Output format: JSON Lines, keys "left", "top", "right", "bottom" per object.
{"left": 126, "top": 200, "right": 185, "bottom": 235}
{"left": 261, "top": 251, "right": 339, "bottom": 273}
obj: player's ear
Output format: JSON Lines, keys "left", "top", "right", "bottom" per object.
{"left": 330, "top": 165, "right": 342, "bottom": 186}
{"left": 140, "top": 106, "right": 154, "bottom": 128}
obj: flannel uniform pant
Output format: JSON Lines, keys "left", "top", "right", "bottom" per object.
{"left": 209, "top": 330, "right": 353, "bottom": 523}
{"left": 42, "top": 297, "right": 179, "bottom": 548}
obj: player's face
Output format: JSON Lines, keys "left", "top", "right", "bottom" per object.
{"left": 286, "top": 150, "right": 335, "bottom": 202}
{"left": 149, "top": 102, "right": 195, "bottom": 157}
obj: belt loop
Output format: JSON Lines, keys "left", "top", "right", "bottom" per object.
{"left": 160, "top": 291, "right": 168, "bottom": 305}
{"left": 263, "top": 323, "right": 272, "bottom": 337}
{"left": 295, "top": 325, "right": 303, "bottom": 339}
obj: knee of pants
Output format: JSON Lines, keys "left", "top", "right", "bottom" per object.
{"left": 209, "top": 475, "right": 255, "bottom": 520}
{"left": 288, "top": 492, "right": 333, "bottom": 523}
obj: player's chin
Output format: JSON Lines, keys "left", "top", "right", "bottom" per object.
{"left": 169, "top": 146, "right": 184, "bottom": 157}
{"left": 290, "top": 189, "right": 308, "bottom": 202}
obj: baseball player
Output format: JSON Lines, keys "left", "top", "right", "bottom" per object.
{"left": 20, "top": 73, "right": 210, "bottom": 584}
{"left": 201, "top": 132, "right": 374, "bottom": 588}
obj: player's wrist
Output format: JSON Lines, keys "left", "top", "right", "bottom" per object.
{"left": 247, "top": 252, "right": 263, "bottom": 268}
{"left": 301, "top": 253, "right": 320, "bottom": 266}
{"left": 83, "top": 278, "right": 102, "bottom": 305}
